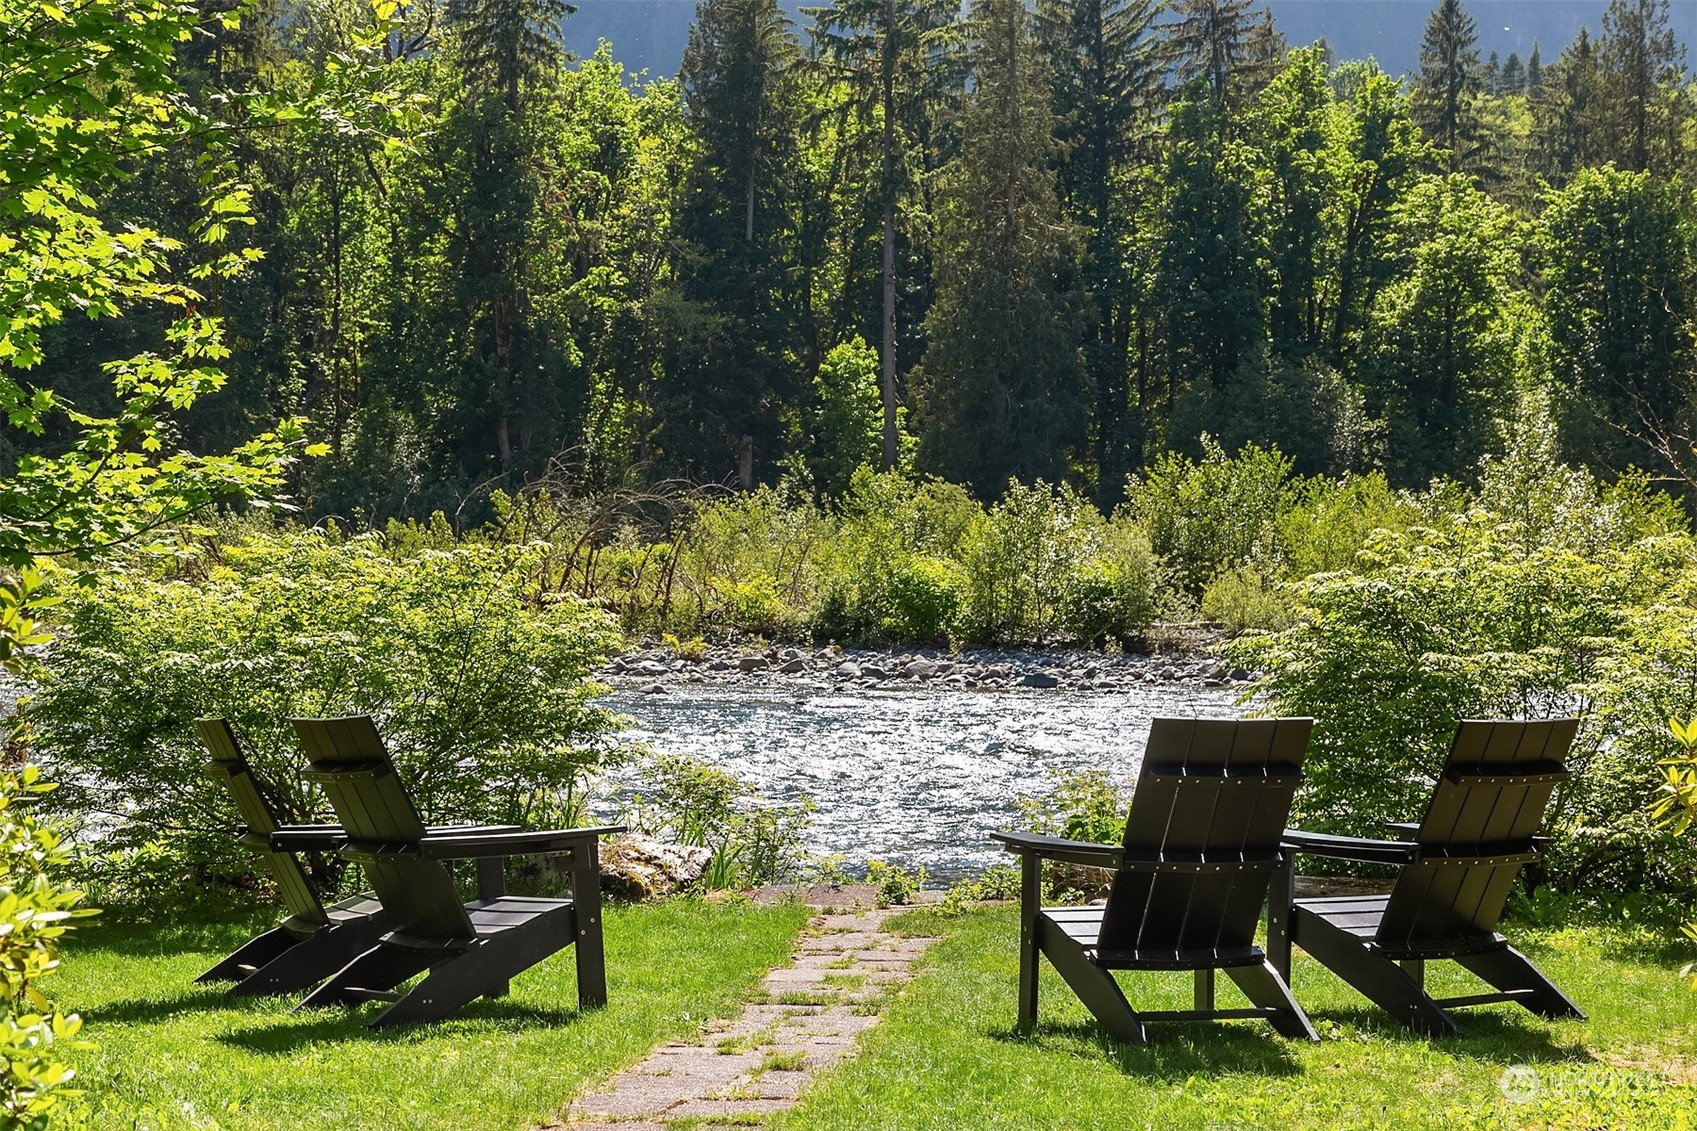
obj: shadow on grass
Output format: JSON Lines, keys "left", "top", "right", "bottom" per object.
{"left": 68, "top": 914, "right": 271, "bottom": 960}
{"left": 988, "top": 1018, "right": 1305, "bottom": 1079}
{"left": 1309, "top": 1004, "right": 1589, "bottom": 1062}
{"left": 215, "top": 999, "right": 587, "bottom": 1052}
{"left": 90, "top": 988, "right": 271, "bottom": 1026}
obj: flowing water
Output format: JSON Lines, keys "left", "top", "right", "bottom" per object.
{"left": 600, "top": 682, "right": 1245, "bottom": 879}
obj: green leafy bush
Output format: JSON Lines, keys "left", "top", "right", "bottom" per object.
{"left": 25, "top": 530, "right": 624, "bottom": 899}
{"left": 1127, "top": 438, "right": 1296, "bottom": 597}
{"left": 1016, "top": 769, "right": 1128, "bottom": 845}
{"left": 623, "top": 754, "right": 814, "bottom": 888}
{"left": 0, "top": 767, "right": 96, "bottom": 1129}
{"left": 1200, "top": 567, "right": 1296, "bottom": 634}
{"left": 880, "top": 556, "right": 967, "bottom": 643}
{"left": 1060, "top": 524, "right": 1162, "bottom": 646}
{"left": 863, "top": 859, "right": 928, "bottom": 907}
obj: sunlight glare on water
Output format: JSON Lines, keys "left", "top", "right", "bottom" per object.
{"left": 601, "top": 683, "right": 1244, "bottom": 879}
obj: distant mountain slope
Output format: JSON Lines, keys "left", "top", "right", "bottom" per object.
{"left": 561, "top": 0, "right": 1691, "bottom": 85}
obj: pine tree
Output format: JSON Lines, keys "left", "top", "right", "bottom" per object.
{"left": 1483, "top": 49, "right": 1500, "bottom": 95}
{"left": 809, "top": 0, "right": 961, "bottom": 471}
{"left": 1036, "top": 0, "right": 1162, "bottom": 500}
{"left": 1410, "top": 0, "right": 1484, "bottom": 171}
{"left": 1168, "top": 0, "right": 1258, "bottom": 102}
{"left": 1501, "top": 51, "right": 1524, "bottom": 94}
{"left": 1526, "top": 40, "right": 1543, "bottom": 91}
{"left": 1596, "top": 0, "right": 1689, "bottom": 174}
{"left": 918, "top": 0, "right": 1083, "bottom": 496}
{"left": 1531, "top": 27, "right": 1602, "bottom": 181}
{"left": 659, "top": 0, "right": 806, "bottom": 484}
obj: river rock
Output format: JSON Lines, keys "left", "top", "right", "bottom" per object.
{"left": 738, "top": 655, "right": 770, "bottom": 672}
{"left": 639, "top": 683, "right": 667, "bottom": 695}
{"left": 860, "top": 665, "right": 888, "bottom": 680}
{"left": 1020, "top": 672, "right": 1061, "bottom": 689}
{"left": 598, "top": 835, "right": 714, "bottom": 901}
{"left": 779, "top": 657, "right": 809, "bottom": 673}
{"left": 631, "top": 660, "right": 668, "bottom": 676}
{"left": 835, "top": 661, "right": 861, "bottom": 678}
{"left": 903, "top": 659, "right": 938, "bottom": 678}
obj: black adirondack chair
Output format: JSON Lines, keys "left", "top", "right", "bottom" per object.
{"left": 195, "top": 717, "right": 392, "bottom": 997}
{"left": 992, "top": 716, "right": 1318, "bottom": 1045}
{"left": 292, "top": 715, "right": 622, "bottom": 1029}
{"left": 1270, "top": 718, "right": 1586, "bottom": 1037}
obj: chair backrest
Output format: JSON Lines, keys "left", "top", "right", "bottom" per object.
{"left": 292, "top": 716, "right": 476, "bottom": 943}
{"left": 1375, "top": 718, "right": 1577, "bottom": 952}
{"left": 196, "top": 718, "right": 326, "bottom": 927}
{"left": 1096, "top": 717, "right": 1311, "bottom": 957}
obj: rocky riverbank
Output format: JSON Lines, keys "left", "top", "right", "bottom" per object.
{"left": 598, "top": 640, "right": 1258, "bottom": 695}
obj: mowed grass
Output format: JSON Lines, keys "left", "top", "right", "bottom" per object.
{"left": 772, "top": 905, "right": 1697, "bottom": 1131}
{"left": 60, "top": 898, "right": 810, "bottom": 1131}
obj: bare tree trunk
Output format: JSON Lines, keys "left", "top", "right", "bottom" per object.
{"left": 880, "top": 5, "right": 899, "bottom": 469}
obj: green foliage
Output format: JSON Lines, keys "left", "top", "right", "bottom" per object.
{"left": 623, "top": 754, "right": 814, "bottom": 888}
{"left": 811, "top": 338, "right": 886, "bottom": 497}
{"left": 24, "top": 531, "right": 624, "bottom": 897}
{"left": 863, "top": 859, "right": 928, "bottom": 907}
{"left": 1016, "top": 768, "right": 1128, "bottom": 845}
{"left": 0, "top": 767, "right": 97, "bottom": 1130}
{"left": 1126, "top": 438, "right": 1295, "bottom": 597}
{"left": 1200, "top": 566, "right": 1295, "bottom": 634}
{"left": 936, "top": 863, "right": 1020, "bottom": 914}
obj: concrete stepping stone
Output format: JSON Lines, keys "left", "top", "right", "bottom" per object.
{"left": 543, "top": 905, "right": 938, "bottom": 1129}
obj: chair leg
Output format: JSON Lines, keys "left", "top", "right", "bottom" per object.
{"left": 196, "top": 926, "right": 300, "bottom": 986}
{"left": 298, "top": 946, "right": 435, "bottom": 1011}
{"left": 1016, "top": 854, "right": 1041, "bottom": 1031}
{"left": 1454, "top": 946, "right": 1586, "bottom": 1022}
{"left": 1224, "top": 960, "right": 1319, "bottom": 1041}
{"left": 1292, "top": 907, "right": 1460, "bottom": 1037}
{"left": 226, "top": 919, "right": 389, "bottom": 998}
{"left": 1036, "top": 925, "right": 1148, "bottom": 1045}
{"left": 369, "top": 918, "right": 573, "bottom": 1029}
{"left": 571, "top": 861, "right": 608, "bottom": 1010}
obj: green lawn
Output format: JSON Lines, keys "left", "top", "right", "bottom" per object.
{"left": 772, "top": 905, "right": 1697, "bottom": 1131}
{"left": 60, "top": 898, "right": 811, "bottom": 1131}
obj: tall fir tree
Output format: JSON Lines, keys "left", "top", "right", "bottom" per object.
{"left": 1168, "top": 0, "right": 1259, "bottom": 103}
{"left": 809, "top": 0, "right": 962, "bottom": 471}
{"left": 918, "top": 0, "right": 1083, "bottom": 496}
{"left": 1526, "top": 40, "right": 1543, "bottom": 91}
{"left": 661, "top": 0, "right": 806, "bottom": 484}
{"left": 1595, "top": 0, "right": 1689, "bottom": 175}
{"left": 1036, "top": 0, "right": 1163, "bottom": 502}
{"left": 1531, "top": 26, "right": 1603, "bottom": 182}
{"left": 1410, "top": 0, "right": 1484, "bottom": 171}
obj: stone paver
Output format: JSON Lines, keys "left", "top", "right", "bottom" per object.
{"left": 545, "top": 906, "right": 939, "bottom": 1129}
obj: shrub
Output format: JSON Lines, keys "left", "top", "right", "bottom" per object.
{"left": 880, "top": 556, "right": 966, "bottom": 644}
{"left": 1126, "top": 437, "right": 1296, "bottom": 597}
{"left": 1200, "top": 567, "right": 1295, "bottom": 634}
{"left": 863, "top": 859, "right": 928, "bottom": 907}
{"left": 622, "top": 754, "right": 814, "bottom": 889}
{"left": 1060, "top": 523, "right": 1162, "bottom": 646}
{"left": 1016, "top": 769, "right": 1129, "bottom": 845}
{"left": 0, "top": 767, "right": 96, "bottom": 1129}
{"left": 959, "top": 481, "right": 1098, "bottom": 643}
{"left": 24, "top": 531, "right": 625, "bottom": 898}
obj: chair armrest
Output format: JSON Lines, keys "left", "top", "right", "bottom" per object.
{"left": 416, "top": 825, "right": 626, "bottom": 861}
{"left": 991, "top": 831, "right": 1122, "bottom": 869}
{"left": 424, "top": 823, "right": 524, "bottom": 836}
{"left": 1282, "top": 828, "right": 1419, "bottom": 864}
{"left": 1383, "top": 821, "right": 1420, "bottom": 841}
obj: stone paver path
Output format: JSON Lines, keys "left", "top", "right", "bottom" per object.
{"left": 546, "top": 906, "right": 939, "bottom": 1129}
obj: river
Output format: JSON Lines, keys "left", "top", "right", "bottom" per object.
{"left": 599, "top": 681, "right": 1245, "bottom": 880}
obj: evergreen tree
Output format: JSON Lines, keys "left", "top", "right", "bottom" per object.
{"left": 1526, "top": 40, "right": 1543, "bottom": 91}
{"left": 1531, "top": 27, "right": 1603, "bottom": 182}
{"left": 1410, "top": 0, "right": 1484, "bottom": 171}
{"left": 1168, "top": 0, "right": 1259, "bottom": 102}
{"left": 1036, "top": 0, "right": 1163, "bottom": 501}
{"left": 1483, "top": 49, "right": 1501, "bottom": 95}
{"left": 1255, "top": 47, "right": 1339, "bottom": 360}
{"left": 1595, "top": 0, "right": 1689, "bottom": 175}
{"left": 809, "top": 0, "right": 961, "bottom": 471}
{"left": 1501, "top": 51, "right": 1524, "bottom": 94}
{"left": 660, "top": 0, "right": 806, "bottom": 484}
{"left": 918, "top": 0, "right": 1083, "bottom": 496}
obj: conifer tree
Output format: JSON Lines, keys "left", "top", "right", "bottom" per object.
{"left": 1410, "top": 0, "right": 1484, "bottom": 171}
{"left": 1036, "top": 0, "right": 1162, "bottom": 499}
{"left": 919, "top": 0, "right": 1083, "bottom": 496}
{"left": 1526, "top": 40, "right": 1543, "bottom": 91}
{"left": 1168, "top": 0, "right": 1259, "bottom": 102}
{"left": 1596, "top": 0, "right": 1689, "bottom": 175}
{"left": 1532, "top": 27, "right": 1603, "bottom": 181}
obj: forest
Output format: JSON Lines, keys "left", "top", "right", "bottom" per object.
{"left": 15, "top": 0, "right": 1697, "bottom": 520}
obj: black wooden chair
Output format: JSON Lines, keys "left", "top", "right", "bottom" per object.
{"left": 195, "top": 717, "right": 393, "bottom": 997}
{"left": 993, "top": 716, "right": 1318, "bottom": 1045}
{"left": 292, "top": 715, "right": 623, "bottom": 1029}
{"left": 1270, "top": 718, "right": 1586, "bottom": 1037}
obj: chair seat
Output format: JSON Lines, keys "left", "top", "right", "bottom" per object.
{"left": 1293, "top": 895, "right": 1507, "bottom": 959}
{"left": 1042, "top": 906, "right": 1264, "bottom": 970}
{"left": 382, "top": 896, "right": 575, "bottom": 952}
